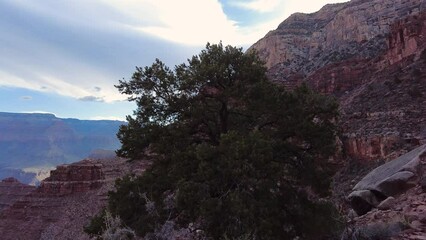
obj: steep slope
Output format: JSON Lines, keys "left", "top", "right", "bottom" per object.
{"left": 337, "top": 11, "right": 426, "bottom": 161}
{"left": 0, "top": 112, "right": 124, "bottom": 183}
{"left": 249, "top": 0, "right": 426, "bottom": 161}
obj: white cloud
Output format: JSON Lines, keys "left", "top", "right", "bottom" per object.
{"left": 70, "top": 0, "right": 348, "bottom": 45}
{"left": 0, "top": 69, "right": 124, "bottom": 103}
{"left": 0, "top": 71, "right": 39, "bottom": 90}
{"left": 89, "top": 116, "right": 126, "bottom": 121}
{"left": 123, "top": 0, "right": 243, "bottom": 45}
{"left": 230, "top": 0, "right": 282, "bottom": 13}
{"left": 124, "top": 0, "right": 348, "bottom": 45}
{"left": 282, "top": 0, "right": 348, "bottom": 15}
{"left": 0, "top": 0, "right": 348, "bottom": 104}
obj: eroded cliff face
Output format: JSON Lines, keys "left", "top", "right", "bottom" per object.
{"left": 39, "top": 160, "right": 104, "bottom": 195}
{"left": 250, "top": 0, "right": 423, "bottom": 74}
{"left": 250, "top": 0, "right": 426, "bottom": 161}
{"left": 0, "top": 158, "right": 150, "bottom": 240}
{"left": 338, "top": 11, "right": 426, "bottom": 160}
{"left": 0, "top": 178, "right": 35, "bottom": 212}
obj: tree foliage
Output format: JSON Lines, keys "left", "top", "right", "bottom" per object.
{"left": 110, "top": 43, "right": 341, "bottom": 239}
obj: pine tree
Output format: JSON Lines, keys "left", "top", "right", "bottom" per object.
{"left": 109, "top": 43, "right": 342, "bottom": 239}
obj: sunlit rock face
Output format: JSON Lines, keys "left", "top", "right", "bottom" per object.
{"left": 250, "top": 0, "right": 424, "bottom": 75}
{"left": 250, "top": 0, "right": 426, "bottom": 161}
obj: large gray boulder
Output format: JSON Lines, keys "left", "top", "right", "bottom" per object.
{"left": 348, "top": 144, "right": 426, "bottom": 215}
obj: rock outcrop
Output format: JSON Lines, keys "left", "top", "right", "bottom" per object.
{"left": 339, "top": 144, "right": 426, "bottom": 239}
{"left": 343, "top": 184, "right": 426, "bottom": 240}
{"left": 348, "top": 144, "right": 426, "bottom": 215}
{"left": 38, "top": 160, "right": 104, "bottom": 195}
{"left": 249, "top": 0, "right": 426, "bottom": 161}
{"left": 0, "top": 158, "right": 150, "bottom": 240}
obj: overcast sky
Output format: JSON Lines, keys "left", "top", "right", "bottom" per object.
{"left": 0, "top": 0, "right": 347, "bottom": 120}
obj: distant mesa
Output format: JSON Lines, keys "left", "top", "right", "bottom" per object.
{"left": 0, "top": 168, "right": 37, "bottom": 186}
{"left": 0, "top": 112, "right": 125, "bottom": 184}
{"left": 1, "top": 177, "right": 19, "bottom": 183}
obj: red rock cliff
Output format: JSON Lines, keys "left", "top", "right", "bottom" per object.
{"left": 250, "top": 0, "right": 426, "bottom": 161}
{"left": 38, "top": 160, "right": 105, "bottom": 195}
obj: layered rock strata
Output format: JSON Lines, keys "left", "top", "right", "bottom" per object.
{"left": 0, "top": 158, "right": 150, "bottom": 240}
{"left": 250, "top": 0, "right": 424, "bottom": 77}
{"left": 38, "top": 160, "right": 105, "bottom": 195}
{"left": 0, "top": 177, "right": 35, "bottom": 211}
{"left": 250, "top": 0, "right": 426, "bottom": 161}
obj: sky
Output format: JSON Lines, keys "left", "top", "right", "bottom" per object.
{"left": 0, "top": 0, "right": 347, "bottom": 121}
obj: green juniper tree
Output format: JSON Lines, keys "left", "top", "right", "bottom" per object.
{"left": 107, "top": 43, "right": 341, "bottom": 239}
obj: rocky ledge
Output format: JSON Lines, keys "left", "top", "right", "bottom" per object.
{"left": 38, "top": 160, "right": 105, "bottom": 195}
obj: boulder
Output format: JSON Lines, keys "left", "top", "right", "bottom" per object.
{"left": 348, "top": 144, "right": 426, "bottom": 215}
{"left": 348, "top": 190, "right": 382, "bottom": 215}
{"left": 377, "top": 196, "right": 396, "bottom": 210}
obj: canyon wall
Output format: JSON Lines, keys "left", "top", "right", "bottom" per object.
{"left": 250, "top": 0, "right": 426, "bottom": 161}
{"left": 0, "top": 158, "right": 150, "bottom": 240}
{"left": 0, "top": 112, "right": 124, "bottom": 170}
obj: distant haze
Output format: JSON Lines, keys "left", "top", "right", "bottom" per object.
{"left": 0, "top": 112, "right": 124, "bottom": 184}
